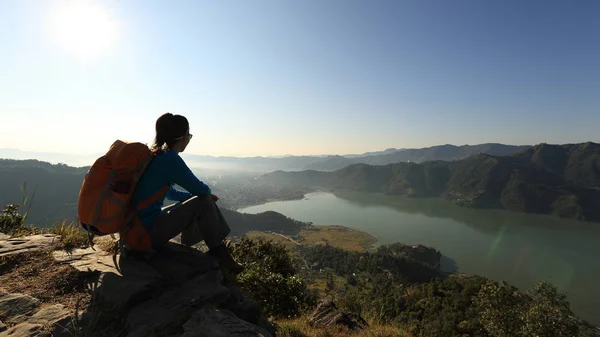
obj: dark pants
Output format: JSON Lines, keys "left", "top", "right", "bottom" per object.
{"left": 148, "top": 195, "right": 231, "bottom": 249}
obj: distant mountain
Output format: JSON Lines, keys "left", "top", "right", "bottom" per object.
{"left": 262, "top": 142, "right": 600, "bottom": 222}
{"left": 3, "top": 143, "right": 531, "bottom": 173}
{"left": 0, "top": 159, "right": 308, "bottom": 235}
{"left": 300, "top": 155, "right": 354, "bottom": 171}
{"left": 304, "top": 143, "right": 531, "bottom": 171}
{"left": 0, "top": 148, "right": 100, "bottom": 167}
{"left": 0, "top": 159, "right": 89, "bottom": 226}
{"left": 343, "top": 148, "right": 404, "bottom": 158}
{"left": 4, "top": 142, "right": 599, "bottom": 223}
{"left": 184, "top": 143, "right": 531, "bottom": 172}
{"left": 181, "top": 153, "right": 327, "bottom": 172}
{"left": 372, "top": 143, "right": 532, "bottom": 163}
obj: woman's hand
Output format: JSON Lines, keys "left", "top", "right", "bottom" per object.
{"left": 211, "top": 194, "right": 219, "bottom": 202}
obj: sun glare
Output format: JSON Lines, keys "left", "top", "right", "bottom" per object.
{"left": 47, "top": 1, "right": 118, "bottom": 58}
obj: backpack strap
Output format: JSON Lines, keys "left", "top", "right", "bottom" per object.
{"left": 79, "top": 219, "right": 107, "bottom": 251}
{"left": 91, "top": 159, "right": 114, "bottom": 228}
{"left": 119, "top": 184, "right": 170, "bottom": 255}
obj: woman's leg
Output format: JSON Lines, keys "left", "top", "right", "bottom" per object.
{"left": 148, "top": 195, "right": 242, "bottom": 273}
{"left": 180, "top": 198, "right": 231, "bottom": 248}
{"left": 149, "top": 195, "right": 231, "bottom": 248}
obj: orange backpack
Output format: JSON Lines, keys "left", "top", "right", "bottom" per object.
{"left": 77, "top": 140, "right": 168, "bottom": 252}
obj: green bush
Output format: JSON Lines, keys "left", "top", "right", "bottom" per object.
{"left": 474, "top": 280, "right": 525, "bottom": 337}
{"left": 393, "top": 276, "right": 487, "bottom": 336}
{"left": 231, "top": 236, "right": 296, "bottom": 277}
{"left": 1, "top": 184, "right": 38, "bottom": 236}
{"left": 475, "top": 280, "right": 580, "bottom": 337}
{"left": 520, "top": 281, "right": 578, "bottom": 337}
{"left": 237, "top": 266, "right": 315, "bottom": 318}
{"left": 0, "top": 204, "right": 39, "bottom": 236}
{"left": 0, "top": 204, "right": 25, "bottom": 234}
{"left": 231, "top": 237, "right": 318, "bottom": 318}
{"left": 335, "top": 287, "right": 364, "bottom": 316}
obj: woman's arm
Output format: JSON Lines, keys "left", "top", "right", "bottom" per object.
{"left": 165, "top": 152, "right": 212, "bottom": 197}
{"left": 166, "top": 185, "right": 193, "bottom": 201}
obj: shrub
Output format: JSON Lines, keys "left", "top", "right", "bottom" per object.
{"left": 0, "top": 204, "right": 25, "bottom": 234}
{"left": 520, "top": 281, "right": 578, "bottom": 337}
{"left": 475, "top": 280, "right": 580, "bottom": 337}
{"left": 231, "top": 237, "right": 318, "bottom": 318}
{"left": 50, "top": 221, "right": 90, "bottom": 252}
{"left": 474, "top": 280, "right": 525, "bottom": 337}
{"left": 231, "top": 236, "right": 296, "bottom": 277}
{"left": 0, "top": 204, "right": 39, "bottom": 236}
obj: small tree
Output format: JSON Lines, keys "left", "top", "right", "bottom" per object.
{"left": 475, "top": 280, "right": 580, "bottom": 337}
{"left": 474, "top": 280, "right": 526, "bottom": 337}
{"left": 520, "top": 281, "right": 578, "bottom": 337}
{"left": 0, "top": 204, "right": 25, "bottom": 234}
{"left": 0, "top": 183, "right": 37, "bottom": 236}
{"left": 231, "top": 237, "right": 318, "bottom": 318}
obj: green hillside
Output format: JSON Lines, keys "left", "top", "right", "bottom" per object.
{"left": 262, "top": 142, "right": 600, "bottom": 222}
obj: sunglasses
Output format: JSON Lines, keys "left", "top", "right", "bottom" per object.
{"left": 175, "top": 133, "right": 193, "bottom": 140}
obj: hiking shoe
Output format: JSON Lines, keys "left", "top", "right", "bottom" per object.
{"left": 208, "top": 243, "right": 244, "bottom": 275}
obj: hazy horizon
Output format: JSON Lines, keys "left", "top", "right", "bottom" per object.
{"left": 0, "top": 140, "right": 589, "bottom": 170}
{"left": 1, "top": 0, "right": 599, "bottom": 157}
{"left": 1, "top": 140, "right": 535, "bottom": 158}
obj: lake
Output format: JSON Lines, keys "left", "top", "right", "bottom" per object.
{"left": 239, "top": 190, "right": 600, "bottom": 324}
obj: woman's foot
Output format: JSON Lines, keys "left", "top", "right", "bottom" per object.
{"left": 208, "top": 243, "right": 244, "bottom": 275}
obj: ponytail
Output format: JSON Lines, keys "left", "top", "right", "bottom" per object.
{"left": 151, "top": 112, "right": 189, "bottom": 154}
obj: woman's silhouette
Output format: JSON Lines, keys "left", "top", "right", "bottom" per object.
{"left": 130, "top": 112, "right": 243, "bottom": 274}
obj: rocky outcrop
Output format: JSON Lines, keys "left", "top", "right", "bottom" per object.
{"left": 0, "top": 292, "right": 40, "bottom": 326}
{"left": 181, "top": 307, "right": 273, "bottom": 337}
{"left": 0, "top": 234, "right": 274, "bottom": 337}
{"left": 0, "top": 234, "right": 57, "bottom": 257}
{"left": 0, "top": 292, "right": 74, "bottom": 337}
{"left": 308, "top": 299, "right": 368, "bottom": 331}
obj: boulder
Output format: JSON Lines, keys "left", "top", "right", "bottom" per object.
{"left": 29, "top": 304, "right": 75, "bottom": 337}
{"left": 308, "top": 299, "right": 368, "bottom": 331}
{"left": 143, "top": 242, "right": 219, "bottom": 283}
{"left": 92, "top": 268, "right": 161, "bottom": 313}
{"left": 54, "top": 248, "right": 164, "bottom": 312}
{"left": 126, "top": 269, "right": 231, "bottom": 337}
{"left": 0, "top": 295, "right": 75, "bottom": 336}
{"left": 221, "top": 285, "right": 261, "bottom": 325}
{"left": 0, "top": 234, "right": 57, "bottom": 257}
{"left": 0, "top": 292, "right": 40, "bottom": 325}
{"left": 52, "top": 247, "right": 125, "bottom": 274}
{"left": 1, "top": 234, "right": 272, "bottom": 337}
{"left": 181, "top": 306, "right": 272, "bottom": 337}
{"left": 0, "top": 322, "right": 47, "bottom": 337}
{"left": 256, "top": 316, "right": 277, "bottom": 336}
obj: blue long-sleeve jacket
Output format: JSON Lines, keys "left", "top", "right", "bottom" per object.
{"left": 131, "top": 150, "right": 211, "bottom": 230}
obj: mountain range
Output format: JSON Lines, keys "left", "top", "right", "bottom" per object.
{"left": 261, "top": 142, "right": 600, "bottom": 222}
{"left": 302, "top": 143, "right": 531, "bottom": 171}
{"left": 183, "top": 143, "right": 531, "bottom": 172}
{"left": 0, "top": 159, "right": 88, "bottom": 226}
{"left": 0, "top": 158, "right": 309, "bottom": 234}
{"left": 0, "top": 143, "right": 529, "bottom": 172}
{"left": 2, "top": 142, "right": 598, "bottom": 224}
{"left": 0, "top": 149, "right": 100, "bottom": 168}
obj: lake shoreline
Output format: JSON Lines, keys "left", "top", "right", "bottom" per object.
{"left": 238, "top": 190, "right": 600, "bottom": 325}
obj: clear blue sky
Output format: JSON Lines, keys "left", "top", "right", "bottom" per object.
{"left": 1, "top": 0, "right": 599, "bottom": 157}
